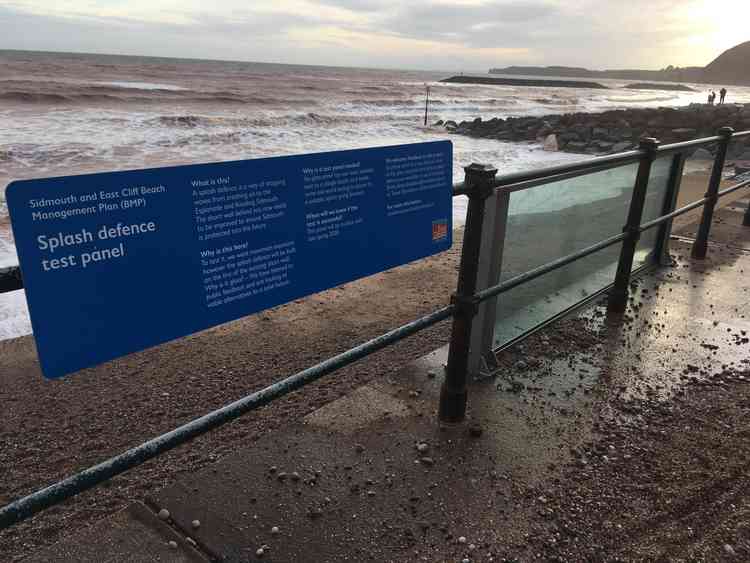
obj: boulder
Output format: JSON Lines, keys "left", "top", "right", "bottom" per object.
{"left": 715, "top": 106, "right": 734, "bottom": 118}
{"left": 543, "top": 134, "right": 559, "bottom": 152}
{"left": 592, "top": 127, "right": 608, "bottom": 140}
{"left": 566, "top": 141, "right": 588, "bottom": 152}
{"left": 444, "top": 120, "right": 458, "bottom": 131}
{"left": 491, "top": 131, "right": 514, "bottom": 141}
{"left": 433, "top": 120, "right": 444, "bottom": 126}
{"left": 572, "top": 125, "right": 592, "bottom": 141}
{"left": 691, "top": 148, "right": 714, "bottom": 160}
{"left": 728, "top": 143, "right": 748, "bottom": 158}
{"left": 608, "top": 128, "right": 633, "bottom": 141}
{"left": 612, "top": 141, "right": 633, "bottom": 153}
{"left": 559, "top": 132, "right": 581, "bottom": 143}
{"left": 672, "top": 128, "right": 697, "bottom": 139}
{"left": 537, "top": 120, "right": 554, "bottom": 137}
{"left": 648, "top": 117, "right": 666, "bottom": 128}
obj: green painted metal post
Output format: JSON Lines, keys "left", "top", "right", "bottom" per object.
{"left": 692, "top": 127, "right": 734, "bottom": 258}
{"left": 439, "top": 163, "right": 497, "bottom": 424}
{"left": 743, "top": 189, "right": 750, "bottom": 227}
{"left": 0, "top": 266, "right": 22, "bottom": 293}
{"left": 608, "top": 138, "right": 660, "bottom": 313}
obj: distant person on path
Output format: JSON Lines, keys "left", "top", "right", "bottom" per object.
{"left": 708, "top": 90, "right": 716, "bottom": 105}
{"left": 720, "top": 87, "right": 727, "bottom": 104}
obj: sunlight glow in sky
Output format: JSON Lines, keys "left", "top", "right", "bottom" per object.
{"left": 1, "top": 0, "right": 747, "bottom": 70}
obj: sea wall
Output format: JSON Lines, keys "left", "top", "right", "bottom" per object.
{"left": 438, "top": 103, "right": 750, "bottom": 158}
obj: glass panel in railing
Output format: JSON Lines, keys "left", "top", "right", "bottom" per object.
{"left": 673, "top": 146, "right": 749, "bottom": 240}
{"left": 493, "top": 163, "right": 638, "bottom": 349}
{"left": 633, "top": 155, "right": 675, "bottom": 270}
{"left": 669, "top": 151, "right": 710, "bottom": 238}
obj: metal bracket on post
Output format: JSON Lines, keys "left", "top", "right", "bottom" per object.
{"left": 742, "top": 180, "right": 750, "bottom": 227}
{"left": 467, "top": 187, "right": 510, "bottom": 380}
{"left": 439, "top": 163, "right": 497, "bottom": 424}
{"left": 692, "top": 127, "right": 734, "bottom": 258}
{"left": 608, "top": 137, "right": 660, "bottom": 313}
{"left": 655, "top": 152, "right": 686, "bottom": 266}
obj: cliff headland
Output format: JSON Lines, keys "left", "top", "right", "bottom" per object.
{"left": 489, "top": 41, "right": 750, "bottom": 87}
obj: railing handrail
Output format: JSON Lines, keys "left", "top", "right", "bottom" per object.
{"left": 489, "top": 129, "right": 746, "bottom": 193}
{"left": 1, "top": 127, "right": 749, "bottom": 536}
{"left": 2, "top": 129, "right": 747, "bottom": 292}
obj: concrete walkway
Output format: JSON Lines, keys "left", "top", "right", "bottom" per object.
{"left": 23, "top": 198, "right": 750, "bottom": 562}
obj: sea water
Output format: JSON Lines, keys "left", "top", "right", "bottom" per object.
{"left": 2, "top": 50, "right": 750, "bottom": 340}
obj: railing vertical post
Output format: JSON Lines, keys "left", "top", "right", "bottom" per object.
{"left": 691, "top": 127, "right": 734, "bottom": 258}
{"left": 608, "top": 138, "right": 660, "bottom": 313}
{"left": 0, "top": 266, "right": 23, "bottom": 293}
{"left": 439, "top": 163, "right": 497, "bottom": 424}
{"left": 743, "top": 183, "right": 750, "bottom": 227}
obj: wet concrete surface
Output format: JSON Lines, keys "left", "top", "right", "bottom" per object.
{"left": 23, "top": 199, "right": 750, "bottom": 562}
{"left": 23, "top": 502, "right": 208, "bottom": 562}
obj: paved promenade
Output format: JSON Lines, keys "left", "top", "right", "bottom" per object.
{"left": 22, "top": 198, "right": 750, "bottom": 562}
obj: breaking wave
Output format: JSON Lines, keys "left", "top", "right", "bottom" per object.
{"left": 606, "top": 95, "right": 677, "bottom": 104}
{"left": 0, "top": 92, "right": 71, "bottom": 104}
{"left": 0, "top": 86, "right": 319, "bottom": 106}
{"left": 534, "top": 97, "right": 580, "bottom": 105}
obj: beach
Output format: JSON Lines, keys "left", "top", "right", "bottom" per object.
{"left": 3, "top": 50, "right": 750, "bottom": 559}
{"left": 4, "top": 50, "right": 750, "bottom": 341}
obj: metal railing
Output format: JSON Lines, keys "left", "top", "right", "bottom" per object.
{"left": 1, "top": 127, "right": 750, "bottom": 531}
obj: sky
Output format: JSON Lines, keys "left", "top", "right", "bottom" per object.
{"left": 0, "top": 0, "right": 747, "bottom": 71}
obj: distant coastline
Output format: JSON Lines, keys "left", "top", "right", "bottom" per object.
{"left": 488, "top": 40, "right": 750, "bottom": 87}
{"left": 441, "top": 75, "right": 698, "bottom": 93}
{"left": 488, "top": 65, "right": 704, "bottom": 83}
{"left": 625, "top": 83, "right": 696, "bottom": 92}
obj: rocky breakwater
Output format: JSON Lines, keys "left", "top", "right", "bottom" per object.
{"left": 438, "top": 103, "right": 750, "bottom": 162}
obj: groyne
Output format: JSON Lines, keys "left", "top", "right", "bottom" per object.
{"left": 440, "top": 75, "right": 608, "bottom": 89}
{"left": 624, "top": 83, "right": 696, "bottom": 92}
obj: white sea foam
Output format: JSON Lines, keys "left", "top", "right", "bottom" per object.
{"left": 96, "top": 81, "right": 188, "bottom": 91}
{"left": 1, "top": 51, "right": 749, "bottom": 341}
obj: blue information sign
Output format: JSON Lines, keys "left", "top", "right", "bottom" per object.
{"left": 6, "top": 141, "right": 452, "bottom": 378}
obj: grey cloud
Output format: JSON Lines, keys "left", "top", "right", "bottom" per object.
{"left": 377, "top": 1, "right": 561, "bottom": 48}
{"left": 0, "top": 6, "right": 315, "bottom": 52}
{"left": 316, "top": 0, "right": 390, "bottom": 12}
{"left": 0, "top": 1, "right": 715, "bottom": 71}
